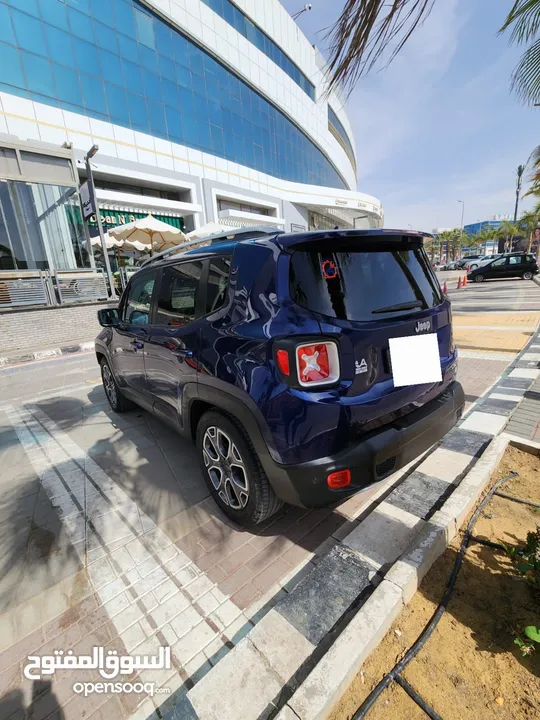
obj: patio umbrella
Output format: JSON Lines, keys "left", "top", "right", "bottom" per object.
{"left": 186, "top": 221, "right": 235, "bottom": 241}
{"left": 108, "top": 214, "right": 186, "bottom": 255}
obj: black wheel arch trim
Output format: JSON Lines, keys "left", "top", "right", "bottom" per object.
{"left": 189, "top": 382, "right": 302, "bottom": 507}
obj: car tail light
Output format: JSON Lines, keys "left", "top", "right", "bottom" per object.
{"left": 276, "top": 349, "right": 290, "bottom": 376}
{"left": 327, "top": 469, "right": 351, "bottom": 489}
{"left": 296, "top": 341, "right": 340, "bottom": 387}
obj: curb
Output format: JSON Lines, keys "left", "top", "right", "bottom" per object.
{"left": 533, "top": 275, "right": 540, "bottom": 288}
{"left": 0, "top": 340, "right": 95, "bottom": 367}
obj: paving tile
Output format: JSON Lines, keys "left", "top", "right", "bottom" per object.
{"left": 475, "top": 399, "right": 518, "bottom": 416}
{"left": 250, "top": 609, "right": 314, "bottom": 685}
{"left": 277, "top": 546, "right": 373, "bottom": 646}
{"left": 218, "top": 565, "right": 254, "bottom": 596}
{"left": 252, "top": 558, "right": 291, "bottom": 593}
{"left": 230, "top": 583, "right": 261, "bottom": 610}
{"left": 169, "top": 606, "right": 203, "bottom": 641}
{"left": 188, "top": 637, "right": 282, "bottom": 720}
{"left": 172, "top": 621, "right": 217, "bottom": 664}
{"left": 219, "top": 544, "right": 259, "bottom": 575}
{"left": 460, "top": 411, "right": 508, "bottom": 435}
{"left": 385, "top": 471, "right": 450, "bottom": 519}
{"left": 489, "top": 392, "right": 523, "bottom": 402}
{"left": 343, "top": 502, "right": 424, "bottom": 570}
{"left": 439, "top": 427, "right": 492, "bottom": 457}
{"left": 416, "top": 447, "right": 472, "bottom": 483}
{"left": 509, "top": 368, "right": 540, "bottom": 379}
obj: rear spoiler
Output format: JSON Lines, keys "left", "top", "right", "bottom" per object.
{"left": 277, "top": 228, "right": 432, "bottom": 252}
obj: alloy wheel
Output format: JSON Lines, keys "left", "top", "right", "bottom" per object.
{"left": 102, "top": 363, "right": 118, "bottom": 408}
{"left": 202, "top": 426, "right": 250, "bottom": 510}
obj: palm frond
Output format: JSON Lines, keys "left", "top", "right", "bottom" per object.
{"left": 511, "top": 37, "right": 540, "bottom": 104}
{"left": 325, "top": 0, "right": 435, "bottom": 93}
{"left": 500, "top": 0, "right": 540, "bottom": 44}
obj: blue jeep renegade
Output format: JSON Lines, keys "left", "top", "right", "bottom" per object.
{"left": 96, "top": 228, "right": 464, "bottom": 526}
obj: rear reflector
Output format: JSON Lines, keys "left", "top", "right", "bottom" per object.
{"left": 327, "top": 469, "right": 351, "bottom": 489}
{"left": 276, "top": 349, "right": 290, "bottom": 376}
{"left": 296, "top": 341, "right": 340, "bottom": 387}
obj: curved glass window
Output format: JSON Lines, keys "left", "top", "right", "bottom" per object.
{"left": 201, "top": 0, "right": 315, "bottom": 101}
{"left": 328, "top": 106, "right": 356, "bottom": 173}
{"left": 0, "top": 0, "right": 347, "bottom": 189}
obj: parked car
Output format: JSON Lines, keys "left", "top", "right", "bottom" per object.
{"left": 465, "top": 254, "right": 505, "bottom": 270}
{"left": 96, "top": 228, "right": 464, "bottom": 526}
{"left": 467, "top": 253, "right": 539, "bottom": 283}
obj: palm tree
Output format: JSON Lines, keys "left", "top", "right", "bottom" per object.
{"left": 498, "top": 220, "right": 521, "bottom": 252}
{"left": 326, "top": 1, "right": 540, "bottom": 105}
{"left": 519, "top": 208, "right": 540, "bottom": 252}
{"left": 514, "top": 164, "right": 526, "bottom": 220}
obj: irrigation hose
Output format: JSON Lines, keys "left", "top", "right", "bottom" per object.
{"left": 352, "top": 470, "right": 519, "bottom": 720}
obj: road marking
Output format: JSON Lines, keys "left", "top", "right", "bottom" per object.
{"left": 4, "top": 404, "right": 244, "bottom": 699}
{"left": 458, "top": 350, "right": 517, "bottom": 361}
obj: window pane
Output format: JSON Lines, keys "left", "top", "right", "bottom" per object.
{"left": 39, "top": 0, "right": 69, "bottom": 30}
{"left": 147, "top": 99, "right": 166, "bottom": 136}
{"left": 134, "top": 7, "right": 155, "bottom": 49}
{"left": 66, "top": 0, "right": 91, "bottom": 15}
{"left": 127, "top": 91, "right": 148, "bottom": 130}
{"left": 67, "top": 7, "right": 93, "bottom": 40}
{"left": 156, "top": 262, "right": 203, "bottom": 326}
{"left": 143, "top": 69, "right": 162, "bottom": 102}
{"left": 11, "top": 8, "right": 47, "bottom": 55}
{"left": 22, "top": 51, "right": 56, "bottom": 97}
{"left": 53, "top": 63, "right": 83, "bottom": 107}
{"left": 94, "top": 21, "right": 118, "bottom": 53}
{"left": 10, "top": 0, "right": 39, "bottom": 17}
{"left": 75, "top": 39, "right": 100, "bottom": 76}
{"left": 80, "top": 73, "right": 107, "bottom": 113}
{"left": 99, "top": 49, "right": 123, "bottom": 86}
{"left": 0, "top": 4, "right": 16, "bottom": 44}
{"left": 118, "top": 33, "right": 138, "bottom": 62}
{"left": 45, "top": 25, "right": 75, "bottom": 67}
{"left": 122, "top": 58, "right": 142, "bottom": 88}
{"left": 0, "top": 42, "right": 24, "bottom": 88}
{"left": 124, "top": 273, "right": 155, "bottom": 325}
{"left": 105, "top": 82, "right": 128, "bottom": 121}
{"left": 113, "top": 0, "right": 136, "bottom": 37}
{"left": 206, "top": 257, "right": 231, "bottom": 314}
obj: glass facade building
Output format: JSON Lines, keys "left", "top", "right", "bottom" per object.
{"left": 0, "top": 0, "right": 346, "bottom": 189}
{"left": 200, "top": 0, "right": 316, "bottom": 100}
{"left": 0, "top": 0, "right": 383, "bottom": 284}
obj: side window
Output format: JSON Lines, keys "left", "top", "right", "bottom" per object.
{"left": 123, "top": 273, "right": 156, "bottom": 326}
{"left": 509, "top": 256, "right": 523, "bottom": 265}
{"left": 492, "top": 258, "right": 507, "bottom": 267}
{"left": 206, "top": 256, "right": 232, "bottom": 314}
{"left": 156, "top": 261, "right": 203, "bottom": 326}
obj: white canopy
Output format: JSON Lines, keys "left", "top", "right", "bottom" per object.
{"left": 108, "top": 214, "right": 186, "bottom": 253}
{"left": 90, "top": 234, "right": 147, "bottom": 251}
{"left": 186, "top": 221, "right": 236, "bottom": 241}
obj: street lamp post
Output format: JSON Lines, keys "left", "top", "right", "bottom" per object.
{"left": 85, "top": 145, "right": 117, "bottom": 300}
{"left": 292, "top": 4, "right": 312, "bottom": 20}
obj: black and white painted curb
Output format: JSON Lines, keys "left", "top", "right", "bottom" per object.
{"left": 0, "top": 340, "right": 95, "bottom": 367}
{"left": 158, "top": 325, "right": 540, "bottom": 720}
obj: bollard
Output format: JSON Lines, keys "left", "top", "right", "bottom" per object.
{"left": 443, "top": 281, "right": 448, "bottom": 294}
{"left": 457, "top": 276, "right": 462, "bottom": 289}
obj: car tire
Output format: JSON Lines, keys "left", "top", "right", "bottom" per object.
{"left": 474, "top": 274, "right": 485, "bottom": 283}
{"left": 100, "top": 358, "right": 135, "bottom": 413}
{"left": 196, "top": 410, "right": 283, "bottom": 527}
{"left": 523, "top": 271, "right": 533, "bottom": 280}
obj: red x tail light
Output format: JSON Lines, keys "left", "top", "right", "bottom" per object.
{"left": 275, "top": 340, "right": 340, "bottom": 388}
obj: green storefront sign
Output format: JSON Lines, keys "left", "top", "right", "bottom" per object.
{"left": 87, "top": 210, "right": 185, "bottom": 231}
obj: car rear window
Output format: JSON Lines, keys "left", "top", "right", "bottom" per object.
{"left": 289, "top": 249, "right": 443, "bottom": 322}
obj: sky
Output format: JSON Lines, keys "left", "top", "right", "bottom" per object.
{"left": 279, "top": 0, "right": 539, "bottom": 232}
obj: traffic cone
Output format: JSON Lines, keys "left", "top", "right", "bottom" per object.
{"left": 463, "top": 274, "right": 467, "bottom": 287}
{"left": 443, "top": 281, "right": 448, "bottom": 294}
{"left": 457, "top": 276, "right": 462, "bottom": 289}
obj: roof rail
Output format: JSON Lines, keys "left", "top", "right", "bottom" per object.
{"left": 139, "top": 226, "right": 284, "bottom": 268}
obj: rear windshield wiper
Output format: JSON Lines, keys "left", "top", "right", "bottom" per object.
{"left": 371, "top": 300, "right": 424, "bottom": 314}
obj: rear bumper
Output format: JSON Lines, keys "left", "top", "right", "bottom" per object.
{"left": 268, "top": 381, "right": 465, "bottom": 508}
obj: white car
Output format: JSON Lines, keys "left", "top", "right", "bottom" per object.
{"left": 466, "top": 255, "right": 501, "bottom": 270}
